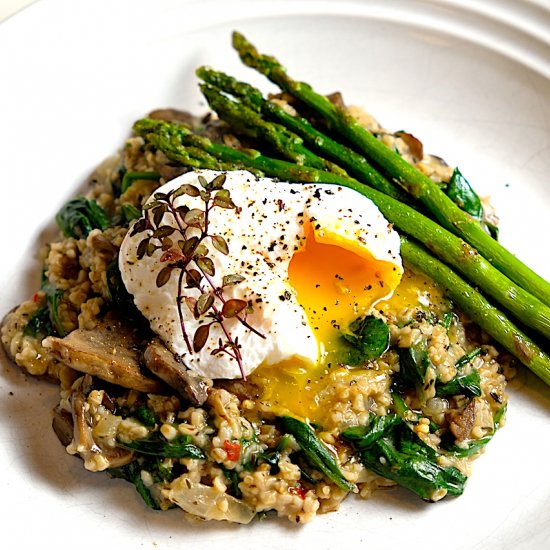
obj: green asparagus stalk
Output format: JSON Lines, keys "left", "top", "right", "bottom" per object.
{"left": 400, "top": 236, "right": 550, "bottom": 387}
{"left": 134, "top": 118, "right": 355, "bottom": 185}
{"left": 134, "top": 117, "right": 550, "bottom": 348}
{"left": 199, "top": 83, "right": 347, "bottom": 176}
{"left": 232, "top": 31, "right": 550, "bottom": 308}
{"left": 196, "top": 66, "right": 406, "bottom": 201}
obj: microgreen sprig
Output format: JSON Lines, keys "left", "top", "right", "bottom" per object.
{"left": 130, "top": 173, "right": 264, "bottom": 378}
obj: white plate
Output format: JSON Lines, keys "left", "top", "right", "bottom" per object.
{"left": 1, "top": 1, "right": 549, "bottom": 549}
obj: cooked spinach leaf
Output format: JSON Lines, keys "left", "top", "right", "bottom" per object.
{"left": 56, "top": 196, "right": 110, "bottom": 239}
{"left": 120, "top": 170, "right": 160, "bottom": 194}
{"left": 24, "top": 271, "right": 66, "bottom": 338}
{"left": 396, "top": 345, "right": 431, "bottom": 390}
{"left": 444, "top": 168, "right": 498, "bottom": 239}
{"left": 108, "top": 460, "right": 160, "bottom": 510}
{"left": 445, "top": 167, "right": 482, "bottom": 221}
{"left": 121, "top": 203, "right": 142, "bottom": 223}
{"left": 279, "top": 416, "right": 354, "bottom": 492}
{"left": 258, "top": 434, "right": 291, "bottom": 475}
{"left": 106, "top": 258, "right": 140, "bottom": 314}
{"left": 343, "top": 413, "right": 467, "bottom": 500}
{"left": 135, "top": 405, "right": 157, "bottom": 428}
{"left": 436, "top": 348, "right": 482, "bottom": 398}
{"left": 23, "top": 304, "right": 53, "bottom": 338}
{"left": 340, "top": 315, "right": 390, "bottom": 366}
{"left": 117, "top": 431, "right": 205, "bottom": 460}
{"left": 107, "top": 460, "right": 160, "bottom": 510}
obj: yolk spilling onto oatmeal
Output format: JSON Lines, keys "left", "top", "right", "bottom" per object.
{"left": 377, "top": 269, "right": 448, "bottom": 319}
{"left": 248, "top": 225, "right": 403, "bottom": 424}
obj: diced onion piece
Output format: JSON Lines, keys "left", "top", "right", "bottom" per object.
{"left": 165, "top": 477, "right": 255, "bottom": 524}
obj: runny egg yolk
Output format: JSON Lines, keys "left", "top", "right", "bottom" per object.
{"left": 289, "top": 224, "right": 401, "bottom": 363}
{"left": 248, "top": 224, "right": 402, "bottom": 424}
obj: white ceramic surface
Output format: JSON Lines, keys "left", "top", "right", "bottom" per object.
{"left": 1, "top": 1, "right": 549, "bottom": 549}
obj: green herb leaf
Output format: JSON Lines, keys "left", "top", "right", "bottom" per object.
{"left": 213, "top": 191, "right": 236, "bottom": 209}
{"left": 173, "top": 183, "right": 200, "bottom": 198}
{"left": 153, "top": 225, "right": 176, "bottom": 239}
{"left": 222, "top": 299, "right": 247, "bottom": 318}
{"left": 196, "top": 293, "right": 214, "bottom": 315}
{"left": 153, "top": 203, "right": 168, "bottom": 227}
{"left": 222, "top": 274, "right": 246, "bottom": 286}
{"left": 136, "top": 238, "right": 150, "bottom": 260}
{"left": 196, "top": 256, "right": 215, "bottom": 277}
{"left": 210, "top": 173, "right": 227, "bottom": 189}
{"left": 156, "top": 265, "right": 174, "bottom": 288}
{"left": 185, "top": 269, "right": 202, "bottom": 288}
{"left": 211, "top": 235, "right": 229, "bottom": 255}
{"left": 184, "top": 208, "right": 205, "bottom": 227}
{"left": 193, "top": 323, "right": 211, "bottom": 352}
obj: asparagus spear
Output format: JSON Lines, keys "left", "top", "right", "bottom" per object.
{"left": 232, "top": 31, "right": 550, "bottom": 308}
{"left": 196, "top": 66, "right": 406, "bottom": 201}
{"left": 400, "top": 236, "right": 550, "bottom": 387}
{"left": 199, "top": 83, "right": 346, "bottom": 175}
{"left": 134, "top": 118, "right": 550, "bottom": 384}
{"left": 134, "top": 117, "right": 550, "bottom": 345}
{"left": 134, "top": 118, "right": 355, "bottom": 185}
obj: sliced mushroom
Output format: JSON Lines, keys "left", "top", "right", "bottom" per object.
{"left": 395, "top": 131, "right": 424, "bottom": 162}
{"left": 71, "top": 390, "right": 102, "bottom": 457}
{"left": 52, "top": 404, "right": 74, "bottom": 447}
{"left": 143, "top": 338, "right": 211, "bottom": 405}
{"left": 65, "top": 376, "right": 133, "bottom": 471}
{"left": 447, "top": 399, "right": 477, "bottom": 442}
{"left": 216, "top": 379, "right": 261, "bottom": 401}
{"left": 326, "top": 91, "right": 346, "bottom": 109}
{"left": 43, "top": 315, "right": 163, "bottom": 393}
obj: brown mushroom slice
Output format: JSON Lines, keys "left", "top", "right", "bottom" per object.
{"left": 448, "top": 399, "right": 477, "bottom": 442}
{"left": 143, "top": 339, "right": 211, "bottom": 405}
{"left": 52, "top": 404, "right": 74, "bottom": 447}
{"left": 43, "top": 317, "right": 163, "bottom": 393}
{"left": 69, "top": 387, "right": 134, "bottom": 471}
{"left": 216, "top": 379, "right": 261, "bottom": 402}
{"left": 395, "top": 131, "right": 424, "bottom": 162}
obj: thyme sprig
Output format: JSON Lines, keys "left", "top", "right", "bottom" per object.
{"left": 130, "top": 173, "right": 263, "bottom": 378}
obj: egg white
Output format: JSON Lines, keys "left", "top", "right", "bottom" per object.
{"left": 119, "top": 170, "right": 402, "bottom": 379}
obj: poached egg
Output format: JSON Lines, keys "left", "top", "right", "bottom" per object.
{"left": 119, "top": 170, "right": 403, "bottom": 406}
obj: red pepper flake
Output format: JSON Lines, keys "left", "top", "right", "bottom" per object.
{"left": 223, "top": 440, "right": 241, "bottom": 461}
{"left": 32, "top": 292, "right": 41, "bottom": 303}
{"left": 288, "top": 485, "right": 307, "bottom": 499}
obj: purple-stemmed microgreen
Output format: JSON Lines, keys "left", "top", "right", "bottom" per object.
{"left": 130, "top": 173, "right": 264, "bottom": 379}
